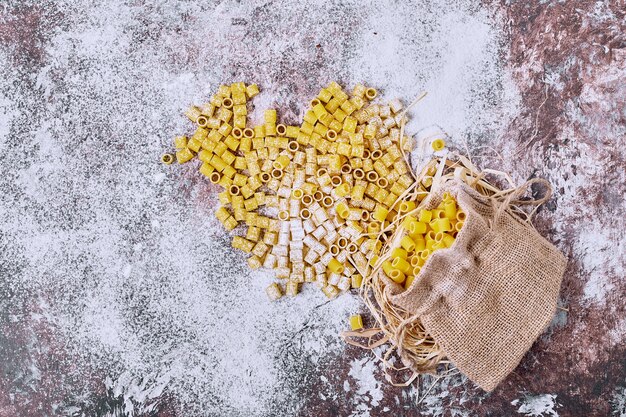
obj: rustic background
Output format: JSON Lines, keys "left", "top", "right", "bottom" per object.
{"left": 0, "top": 0, "right": 624, "bottom": 416}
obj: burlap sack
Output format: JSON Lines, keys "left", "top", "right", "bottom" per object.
{"left": 385, "top": 178, "right": 567, "bottom": 391}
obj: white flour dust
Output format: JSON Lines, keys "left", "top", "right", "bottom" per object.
{"left": 512, "top": 394, "right": 560, "bottom": 417}
{"left": 347, "top": 357, "right": 384, "bottom": 417}
{"left": 611, "top": 386, "right": 626, "bottom": 417}
{"left": 0, "top": 0, "right": 518, "bottom": 415}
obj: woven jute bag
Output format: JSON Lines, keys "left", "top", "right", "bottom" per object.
{"left": 384, "top": 178, "right": 567, "bottom": 391}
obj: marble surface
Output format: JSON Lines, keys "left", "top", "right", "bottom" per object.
{"left": 0, "top": 0, "right": 624, "bottom": 416}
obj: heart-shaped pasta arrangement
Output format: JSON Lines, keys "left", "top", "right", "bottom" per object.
{"left": 163, "top": 82, "right": 566, "bottom": 392}
{"left": 162, "top": 82, "right": 442, "bottom": 299}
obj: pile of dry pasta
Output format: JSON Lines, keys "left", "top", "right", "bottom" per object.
{"left": 162, "top": 82, "right": 451, "bottom": 301}
{"left": 163, "top": 82, "right": 567, "bottom": 391}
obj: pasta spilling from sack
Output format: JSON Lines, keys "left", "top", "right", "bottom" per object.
{"left": 343, "top": 155, "right": 566, "bottom": 392}
{"left": 163, "top": 82, "right": 421, "bottom": 300}
{"left": 163, "top": 82, "right": 566, "bottom": 393}
{"left": 374, "top": 194, "right": 465, "bottom": 290}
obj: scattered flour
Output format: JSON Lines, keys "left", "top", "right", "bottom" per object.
{"left": 611, "top": 386, "right": 626, "bottom": 417}
{"left": 348, "top": 357, "right": 384, "bottom": 417}
{"left": 512, "top": 394, "right": 560, "bottom": 417}
{"left": 0, "top": 0, "right": 521, "bottom": 415}
{"left": 349, "top": 2, "right": 519, "bottom": 144}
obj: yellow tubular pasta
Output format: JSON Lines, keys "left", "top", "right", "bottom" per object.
{"left": 372, "top": 205, "right": 388, "bottom": 222}
{"left": 431, "top": 138, "right": 446, "bottom": 151}
{"left": 246, "top": 83, "right": 260, "bottom": 98}
{"left": 351, "top": 83, "right": 365, "bottom": 98}
{"left": 400, "top": 201, "right": 416, "bottom": 213}
{"left": 401, "top": 235, "right": 416, "bottom": 252}
{"left": 365, "top": 87, "right": 377, "bottom": 100}
{"left": 312, "top": 103, "right": 327, "bottom": 119}
{"left": 291, "top": 188, "right": 304, "bottom": 200}
{"left": 419, "top": 209, "right": 433, "bottom": 223}
{"left": 176, "top": 148, "right": 195, "bottom": 164}
{"left": 391, "top": 257, "right": 411, "bottom": 274}
{"left": 383, "top": 192, "right": 397, "bottom": 208}
{"left": 246, "top": 226, "right": 261, "bottom": 242}
{"left": 217, "top": 175, "right": 232, "bottom": 189}
{"left": 266, "top": 283, "right": 283, "bottom": 301}
{"left": 174, "top": 136, "right": 188, "bottom": 149}
{"left": 233, "top": 115, "right": 246, "bottom": 129}
{"left": 330, "top": 176, "right": 342, "bottom": 187}
{"left": 276, "top": 124, "right": 287, "bottom": 136}
{"left": 223, "top": 216, "right": 238, "bottom": 231}
{"left": 240, "top": 184, "right": 253, "bottom": 199}
{"left": 224, "top": 136, "right": 240, "bottom": 151}
{"left": 336, "top": 202, "right": 350, "bottom": 219}
{"left": 161, "top": 153, "right": 174, "bottom": 165}
{"left": 288, "top": 141, "right": 299, "bottom": 152}
{"left": 349, "top": 314, "right": 364, "bottom": 331}
{"left": 401, "top": 216, "right": 419, "bottom": 234}
{"left": 444, "top": 201, "right": 457, "bottom": 219}
{"left": 388, "top": 269, "right": 405, "bottom": 284}
{"left": 167, "top": 81, "right": 429, "bottom": 298}
{"left": 222, "top": 97, "right": 233, "bottom": 109}
{"left": 271, "top": 169, "right": 283, "bottom": 179}
{"left": 264, "top": 109, "right": 277, "bottom": 125}
{"left": 366, "top": 171, "right": 379, "bottom": 182}
{"left": 343, "top": 116, "right": 357, "bottom": 133}
{"left": 347, "top": 242, "right": 358, "bottom": 254}
{"left": 232, "top": 92, "right": 246, "bottom": 106}
{"left": 404, "top": 274, "right": 415, "bottom": 289}
{"left": 185, "top": 106, "right": 201, "bottom": 122}
{"left": 321, "top": 196, "right": 334, "bottom": 208}
{"left": 215, "top": 207, "right": 230, "bottom": 222}
{"left": 303, "top": 111, "right": 317, "bottom": 126}
{"left": 300, "top": 122, "right": 314, "bottom": 135}
{"left": 336, "top": 143, "right": 351, "bottom": 157}
{"left": 335, "top": 183, "right": 351, "bottom": 197}
{"left": 247, "top": 255, "right": 262, "bottom": 270}
{"left": 231, "top": 82, "right": 245, "bottom": 94}
{"left": 301, "top": 182, "right": 317, "bottom": 195}
{"left": 325, "top": 98, "right": 340, "bottom": 113}
{"left": 229, "top": 185, "right": 240, "bottom": 196}
{"left": 314, "top": 122, "right": 328, "bottom": 137}
{"left": 273, "top": 155, "right": 290, "bottom": 170}
{"left": 300, "top": 208, "right": 311, "bottom": 219}
{"left": 233, "top": 104, "right": 247, "bottom": 117}
{"left": 209, "top": 172, "right": 221, "bottom": 184}
{"left": 328, "top": 258, "right": 344, "bottom": 274}
{"left": 318, "top": 88, "right": 332, "bottom": 103}
{"left": 409, "top": 221, "right": 427, "bottom": 235}
{"left": 244, "top": 197, "right": 258, "bottom": 211}
{"left": 217, "top": 191, "right": 230, "bottom": 205}
{"left": 200, "top": 103, "right": 215, "bottom": 117}
{"left": 285, "top": 126, "right": 300, "bottom": 138}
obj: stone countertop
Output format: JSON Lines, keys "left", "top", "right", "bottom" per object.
{"left": 0, "top": 0, "right": 624, "bottom": 416}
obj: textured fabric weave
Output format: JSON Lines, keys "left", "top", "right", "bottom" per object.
{"left": 385, "top": 179, "right": 566, "bottom": 391}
